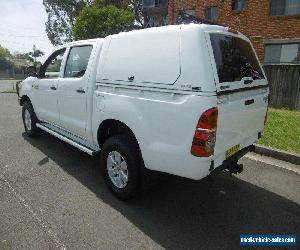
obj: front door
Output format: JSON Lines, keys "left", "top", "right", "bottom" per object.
{"left": 57, "top": 45, "right": 94, "bottom": 138}
{"left": 34, "top": 48, "right": 66, "bottom": 125}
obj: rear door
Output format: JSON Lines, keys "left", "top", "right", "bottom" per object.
{"left": 206, "top": 31, "right": 269, "bottom": 156}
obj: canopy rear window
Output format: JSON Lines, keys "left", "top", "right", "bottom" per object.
{"left": 210, "top": 33, "right": 264, "bottom": 83}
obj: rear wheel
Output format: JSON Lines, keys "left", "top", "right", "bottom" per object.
{"left": 100, "top": 135, "right": 141, "bottom": 200}
{"left": 22, "top": 102, "right": 40, "bottom": 137}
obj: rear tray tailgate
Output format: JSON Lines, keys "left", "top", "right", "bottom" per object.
{"left": 215, "top": 87, "right": 269, "bottom": 155}
{"left": 205, "top": 30, "right": 269, "bottom": 156}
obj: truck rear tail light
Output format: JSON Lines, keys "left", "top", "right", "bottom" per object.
{"left": 191, "top": 107, "right": 218, "bottom": 157}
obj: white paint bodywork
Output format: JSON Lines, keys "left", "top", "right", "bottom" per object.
{"left": 19, "top": 24, "right": 269, "bottom": 180}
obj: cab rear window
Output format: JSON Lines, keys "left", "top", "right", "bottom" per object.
{"left": 210, "top": 33, "right": 264, "bottom": 83}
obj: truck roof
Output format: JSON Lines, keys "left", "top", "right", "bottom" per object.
{"left": 112, "top": 23, "right": 228, "bottom": 37}
{"left": 55, "top": 23, "right": 229, "bottom": 50}
{"left": 62, "top": 38, "right": 103, "bottom": 47}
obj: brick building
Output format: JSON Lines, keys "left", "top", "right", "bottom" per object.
{"left": 164, "top": 0, "right": 300, "bottom": 64}
{"left": 143, "top": 0, "right": 169, "bottom": 27}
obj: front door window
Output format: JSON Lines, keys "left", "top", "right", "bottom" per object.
{"left": 39, "top": 49, "right": 66, "bottom": 79}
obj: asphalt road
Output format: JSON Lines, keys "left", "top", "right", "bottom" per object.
{"left": 0, "top": 93, "right": 299, "bottom": 250}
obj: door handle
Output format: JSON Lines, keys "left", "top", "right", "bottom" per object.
{"left": 50, "top": 86, "right": 57, "bottom": 90}
{"left": 128, "top": 75, "right": 135, "bottom": 81}
{"left": 244, "top": 79, "right": 253, "bottom": 85}
{"left": 76, "top": 88, "right": 85, "bottom": 94}
{"left": 245, "top": 99, "right": 254, "bottom": 105}
{"left": 32, "top": 84, "right": 39, "bottom": 89}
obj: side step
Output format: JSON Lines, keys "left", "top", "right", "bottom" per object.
{"left": 36, "top": 123, "right": 100, "bottom": 156}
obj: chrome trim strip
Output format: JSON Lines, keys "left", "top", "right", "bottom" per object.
{"left": 196, "top": 128, "right": 215, "bottom": 132}
{"left": 36, "top": 123, "right": 100, "bottom": 156}
{"left": 42, "top": 121, "right": 86, "bottom": 141}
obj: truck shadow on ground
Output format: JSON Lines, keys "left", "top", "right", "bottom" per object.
{"left": 23, "top": 133, "right": 300, "bottom": 250}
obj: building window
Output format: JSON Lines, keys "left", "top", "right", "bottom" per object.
{"left": 264, "top": 43, "right": 300, "bottom": 64}
{"left": 269, "top": 0, "right": 300, "bottom": 16}
{"left": 147, "top": 16, "right": 157, "bottom": 27}
{"left": 176, "top": 9, "right": 196, "bottom": 24}
{"left": 181, "top": 9, "right": 196, "bottom": 16}
{"left": 205, "top": 6, "right": 218, "bottom": 22}
{"left": 143, "top": 0, "right": 168, "bottom": 7}
{"left": 162, "top": 15, "right": 168, "bottom": 25}
{"left": 143, "top": 0, "right": 155, "bottom": 7}
{"left": 232, "top": 0, "right": 245, "bottom": 11}
{"left": 158, "top": 0, "right": 168, "bottom": 6}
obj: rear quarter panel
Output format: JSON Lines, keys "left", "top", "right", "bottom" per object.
{"left": 92, "top": 85, "right": 217, "bottom": 179}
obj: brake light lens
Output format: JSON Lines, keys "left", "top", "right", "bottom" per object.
{"left": 191, "top": 107, "right": 218, "bottom": 157}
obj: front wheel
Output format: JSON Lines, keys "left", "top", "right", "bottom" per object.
{"left": 22, "top": 102, "right": 40, "bottom": 137}
{"left": 100, "top": 135, "right": 141, "bottom": 200}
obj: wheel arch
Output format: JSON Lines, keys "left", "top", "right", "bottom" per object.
{"left": 97, "top": 119, "right": 144, "bottom": 163}
{"left": 20, "top": 95, "right": 31, "bottom": 106}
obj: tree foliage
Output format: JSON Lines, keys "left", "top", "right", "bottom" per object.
{"left": 13, "top": 52, "right": 34, "bottom": 62}
{"left": 0, "top": 45, "right": 12, "bottom": 59}
{"left": 93, "top": 0, "right": 143, "bottom": 25}
{"left": 0, "top": 45, "right": 12, "bottom": 71}
{"left": 43, "top": 0, "right": 142, "bottom": 45}
{"left": 128, "top": 0, "right": 143, "bottom": 25}
{"left": 28, "top": 45, "right": 44, "bottom": 66}
{"left": 73, "top": 5, "right": 134, "bottom": 40}
{"left": 43, "top": 0, "right": 92, "bottom": 45}
{"left": 0, "top": 45, "right": 44, "bottom": 74}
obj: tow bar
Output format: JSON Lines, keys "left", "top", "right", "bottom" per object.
{"left": 223, "top": 145, "right": 255, "bottom": 175}
{"left": 226, "top": 163, "right": 244, "bottom": 175}
{"left": 209, "top": 145, "right": 253, "bottom": 178}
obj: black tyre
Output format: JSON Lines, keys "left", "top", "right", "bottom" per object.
{"left": 22, "top": 102, "right": 40, "bottom": 137}
{"left": 100, "top": 135, "right": 141, "bottom": 200}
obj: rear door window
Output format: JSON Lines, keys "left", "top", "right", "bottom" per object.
{"left": 210, "top": 33, "right": 264, "bottom": 83}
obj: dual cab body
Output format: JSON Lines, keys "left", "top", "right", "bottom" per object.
{"left": 18, "top": 24, "right": 269, "bottom": 199}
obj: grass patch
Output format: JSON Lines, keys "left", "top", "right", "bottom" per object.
{"left": 258, "top": 108, "right": 300, "bottom": 155}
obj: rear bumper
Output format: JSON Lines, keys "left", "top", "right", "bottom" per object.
{"left": 16, "top": 81, "right": 22, "bottom": 105}
{"left": 143, "top": 133, "right": 258, "bottom": 181}
{"left": 16, "top": 80, "right": 22, "bottom": 97}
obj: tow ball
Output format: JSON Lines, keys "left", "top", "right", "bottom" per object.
{"left": 226, "top": 163, "right": 244, "bottom": 175}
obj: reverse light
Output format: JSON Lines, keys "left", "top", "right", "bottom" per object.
{"left": 191, "top": 107, "right": 218, "bottom": 157}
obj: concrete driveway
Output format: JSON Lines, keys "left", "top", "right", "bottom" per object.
{"left": 0, "top": 80, "right": 18, "bottom": 93}
{"left": 0, "top": 93, "right": 299, "bottom": 250}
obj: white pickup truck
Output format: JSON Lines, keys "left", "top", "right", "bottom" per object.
{"left": 17, "top": 24, "right": 269, "bottom": 199}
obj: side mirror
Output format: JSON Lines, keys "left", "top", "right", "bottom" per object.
{"left": 26, "top": 66, "right": 37, "bottom": 77}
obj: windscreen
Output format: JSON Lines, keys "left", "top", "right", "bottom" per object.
{"left": 210, "top": 33, "right": 264, "bottom": 83}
